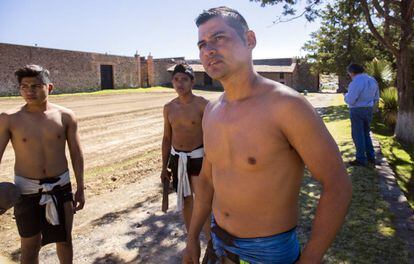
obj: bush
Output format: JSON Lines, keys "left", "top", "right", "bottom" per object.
{"left": 379, "top": 87, "right": 398, "bottom": 128}
{"left": 365, "top": 58, "right": 393, "bottom": 91}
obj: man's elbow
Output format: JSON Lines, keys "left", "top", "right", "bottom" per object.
{"left": 334, "top": 175, "right": 352, "bottom": 206}
{"left": 162, "top": 136, "right": 171, "bottom": 144}
{"left": 324, "top": 173, "right": 352, "bottom": 204}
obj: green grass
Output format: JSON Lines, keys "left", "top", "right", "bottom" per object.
{"left": 372, "top": 115, "right": 414, "bottom": 209}
{"left": 298, "top": 94, "right": 411, "bottom": 263}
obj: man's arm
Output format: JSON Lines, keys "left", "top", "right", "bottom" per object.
{"left": 161, "top": 105, "right": 172, "bottom": 182}
{"left": 0, "top": 113, "right": 11, "bottom": 166}
{"left": 65, "top": 110, "right": 85, "bottom": 211}
{"left": 373, "top": 79, "right": 380, "bottom": 110}
{"left": 344, "top": 80, "right": 361, "bottom": 106}
{"left": 280, "top": 96, "right": 352, "bottom": 263}
{"left": 184, "top": 156, "right": 214, "bottom": 264}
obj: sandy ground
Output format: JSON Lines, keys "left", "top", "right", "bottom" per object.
{"left": 0, "top": 90, "right": 335, "bottom": 263}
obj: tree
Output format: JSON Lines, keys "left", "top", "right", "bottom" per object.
{"left": 252, "top": 0, "right": 414, "bottom": 144}
{"left": 302, "top": 1, "right": 391, "bottom": 89}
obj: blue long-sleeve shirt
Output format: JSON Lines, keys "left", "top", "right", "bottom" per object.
{"left": 345, "top": 73, "right": 380, "bottom": 108}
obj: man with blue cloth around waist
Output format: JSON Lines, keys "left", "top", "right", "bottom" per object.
{"left": 183, "top": 6, "right": 352, "bottom": 264}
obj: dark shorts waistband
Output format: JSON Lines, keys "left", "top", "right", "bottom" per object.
{"left": 172, "top": 144, "right": 203, "bottom": 153}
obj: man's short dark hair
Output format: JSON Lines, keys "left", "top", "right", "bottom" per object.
{"left": 15, "top": 64, "right": 51, "bottom": 84}
{"left": 347, "top": 64, "right": 365, "bottom": 74}
{"left": 172, "top": 63, "right": 195, "bottom": 80}
{"left": 195, "top": 6, "right": 249, "bottom": 41}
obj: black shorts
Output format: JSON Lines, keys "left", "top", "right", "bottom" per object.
{"left": 14, "top": 178, "right": 73, "bottom": 246}
{"left": 168, "top": 146, "right": 203, "bottom": 192}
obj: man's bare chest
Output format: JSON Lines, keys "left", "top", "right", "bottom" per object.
{"left": 204, "top": 114, "right": 289, "bottom": 169}
{"left": 169, "top": 107, "right": 202, "bottom": 128}
{"left": 10, "top": 114, "right": 66, "bottom": 142}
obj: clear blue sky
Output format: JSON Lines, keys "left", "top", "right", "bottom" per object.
{"left": 0, "top": 0, "right": 321, "bottom": 59}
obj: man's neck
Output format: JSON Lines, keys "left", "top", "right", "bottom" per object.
{"left": 352, "top": 73, "right": 363, "bottom": 80}
{"left": 221, "top": 67, "right": 259, "bottom": 102}
{"left": 178, "top": 92, "right": 195, "bottom": 104}
{"left": 25, "top": 101, "right": 49, "bottom": 113}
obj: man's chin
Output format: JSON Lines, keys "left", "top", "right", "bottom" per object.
{"left": 207, "top": 71, "right": 225, "bottom": 81}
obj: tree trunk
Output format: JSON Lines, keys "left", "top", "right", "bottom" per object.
{"left": 395, "top": 46, "right": 414, "bottom": 145}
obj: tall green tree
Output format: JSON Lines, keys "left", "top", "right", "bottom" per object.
{"left": 302, "top": 1, "right": 390, "bottom": 85}
{"left": 252, "top": 0, "right": 414, "bottom": 144}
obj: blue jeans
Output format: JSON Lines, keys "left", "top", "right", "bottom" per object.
{"left": 349, "top": 107, "right": 375, "bottom": 164}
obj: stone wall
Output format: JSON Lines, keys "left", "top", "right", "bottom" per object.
{"left": 259, "top": 72, "right": 294, "bottom": 87}
{"left": 0, "top": 43, "right": 140, "bottom": 95}
{"left": 153, "top": 57, "right": 183, "bottom": 86}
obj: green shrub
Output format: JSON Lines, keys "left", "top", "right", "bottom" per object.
{"left": 365, "top": 58, "right": 393, "bottom": 91}
{"left": 380, "top": 87, "right": 398, "bottom": 128}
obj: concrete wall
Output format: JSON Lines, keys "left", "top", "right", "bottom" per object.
{"left": 0, "top": 43, "right": 141, "bottom": 95}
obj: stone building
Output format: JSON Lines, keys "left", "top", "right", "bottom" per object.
{"left": 167, "top": 58, "right": 319, "bottom": 92}
{"left": 0, "top": 43, "right": 319, "bottom": 95}
{"left": 0, "top": 43, "right": 180, "bottom": 95}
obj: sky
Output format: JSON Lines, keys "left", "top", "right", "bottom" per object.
{"left": 0, "top": 0, "right": 322, "bottom": 60}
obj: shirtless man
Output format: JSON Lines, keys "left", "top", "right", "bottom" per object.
{"left": 183, "top": 7, "right": 352, "bottom": 264}
{"left": 0, "top": 65, "right": 85, "bottom": 264}
{"left": 160, "top": 63, "right": 211, "bottom": 243}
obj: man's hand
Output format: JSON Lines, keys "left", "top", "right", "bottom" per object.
{"left": 73, "top": 187, "right": 85, "bottom": 212}
{"left": 160, "top": 169, "right": 171, "bottom": 183}
{"left": 182, "top": 237, "right": 201, "bottom": 264}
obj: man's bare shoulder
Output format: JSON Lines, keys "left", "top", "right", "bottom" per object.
{"left": 163, "top": 98, "right": 179, "bottom": 114}
{"left": 0, "top": 106, "right": 24, "bottom": 128}
{"left": 204, "top": 93, "right": 224, "bottom": 113}
{"left": 49, "top": 103, "right": 74, "bottom": 115}
{"left": 194, "top": 95, "right": 209, "bottom": 105}
{"left": 166, "top": 97, "right": 180, "bottom": 107}
{"left": 194, "top": 95, "right": 209, "bottom": 112}
{"left": 263, "top": 80, "right": 312, "bottom": 112}
{"left": 49, "top": 103, "right": 77, "bottom": 123}
{"left": 1, "top": 105, "right": 25, "bottom": 116}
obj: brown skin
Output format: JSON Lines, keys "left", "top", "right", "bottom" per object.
{"left": 0, "top": 77, "right": 85, "bottom": 264}
{"left": 160, "top": 72, "right": 210, "bottom": 240}
{"left": 183, "top": 17, "right": 352, "bottom": 264}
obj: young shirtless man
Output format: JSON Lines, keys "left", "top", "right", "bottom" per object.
{"left": 0, "top": 65, "right": 85, "bottom": 264}
{"left": 160, "top": 63, "right": 211, "bottom": 243}
{"left": 184, "top": 7, "right": 352, "bottom": 264}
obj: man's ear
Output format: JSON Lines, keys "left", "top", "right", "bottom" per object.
{"left": 245, "top": 30, "right": 256, "bottom": 49}
{"left": 48, "top": 83, "right": 54, "bottom": 94}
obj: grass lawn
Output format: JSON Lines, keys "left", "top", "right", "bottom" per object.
{"left": 298, "top": 94, "right": 411, "bottom": 263}
{"left": 371, "top": 117, "right": 414, "bottom": 209}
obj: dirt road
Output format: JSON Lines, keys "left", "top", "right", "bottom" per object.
{"left": 0, "top": 90, "right": 333, "bottom": 263}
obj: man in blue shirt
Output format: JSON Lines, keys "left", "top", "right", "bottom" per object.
{"left": 344, "top": 63, "right": 380, "bottom": 166}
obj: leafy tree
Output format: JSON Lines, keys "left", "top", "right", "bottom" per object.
{"left": 252, "top": 0, "right": 414, "bottom": 144}
{"left": 302, "top": 1, "right": 390, "bottom": 85}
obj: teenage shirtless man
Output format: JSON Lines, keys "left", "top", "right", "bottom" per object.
{"left": 160, "top": 63, "right": 211, "bottom": 244}
{"left": 0, "top": 65, "right": 85, "bottom": 264}
{"left": 183, "top": 7, "right": 352, "bottom": 264}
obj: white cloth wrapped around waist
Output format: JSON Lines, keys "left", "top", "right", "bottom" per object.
{"left": 171, "top": 146, "right": 204, "bottom": 211}
{"left": 14, "top": 171, "right": 70, "bottom": 225}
